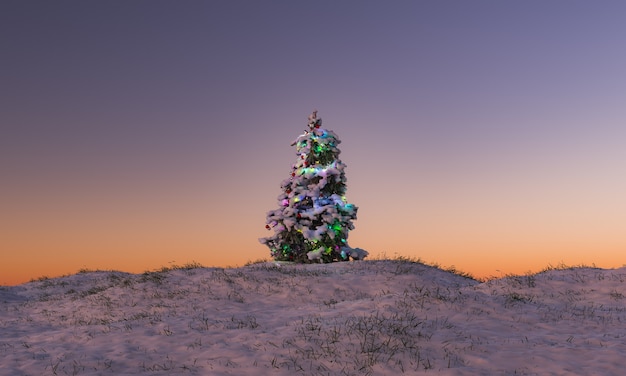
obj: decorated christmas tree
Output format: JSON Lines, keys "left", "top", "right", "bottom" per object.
{"left": 260, "top": 111, "right": 366, "bottom": 263}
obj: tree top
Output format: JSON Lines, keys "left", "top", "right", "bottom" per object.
{"left": 307, "top": 110, "right": 321, "bottom": 130}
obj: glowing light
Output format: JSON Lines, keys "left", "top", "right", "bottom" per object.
{"left": 301, "top": 167, "right": 322, "bottom": 175}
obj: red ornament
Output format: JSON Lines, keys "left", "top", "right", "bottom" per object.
{"left": 265, "top": 224, "right": 271, "bottom": 230}
{"left": 286, "top": 188, "right": 291, "bottom": 193}
{"left": 297, "top": 213, "right": 301, "bottom": 219}
{"left": 291, "top": 172, "right": 295, "bottom": 177}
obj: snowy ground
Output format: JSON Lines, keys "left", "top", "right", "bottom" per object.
{"left": 1, "top": 260, "right": 625, "bottom": 375}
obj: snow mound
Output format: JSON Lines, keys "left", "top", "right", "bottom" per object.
{"left": 1, "top": 262, "right": 625, "bottom": 375}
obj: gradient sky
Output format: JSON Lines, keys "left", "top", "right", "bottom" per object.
{"left": 2, "top": 1, "right": 625, "bottom": 285}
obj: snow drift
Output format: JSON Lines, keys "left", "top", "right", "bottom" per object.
{"left": 1, "top": 260, "right": 625, "bottom": 375}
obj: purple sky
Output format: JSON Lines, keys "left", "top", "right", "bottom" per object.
{"left": 2, "top": 1, "right": 626, "bottom": 284}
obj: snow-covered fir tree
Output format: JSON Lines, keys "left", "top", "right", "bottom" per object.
{"left": 260, "top": 111, "right": 365, "bottom": 263}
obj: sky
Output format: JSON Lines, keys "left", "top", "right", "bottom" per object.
{"left": 2, "top": 0, "right": 625, "bottom": 285}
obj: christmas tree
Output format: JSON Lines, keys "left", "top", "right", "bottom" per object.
{"left": 260, "top": 111, "right": 366, "bottom": 263}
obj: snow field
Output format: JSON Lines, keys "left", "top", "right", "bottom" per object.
{"left": 1, "top": 260, "right": 625, "bottom": 375}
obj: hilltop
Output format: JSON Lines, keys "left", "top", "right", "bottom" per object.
{"left": 1, "top": 260, "right": 625, "bottom": 375}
